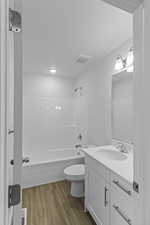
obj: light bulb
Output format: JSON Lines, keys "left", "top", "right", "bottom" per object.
{"left": 115, "top": 56, "right": 124, "bottom": 71}
{"left": 126, "top": 48, "right": 134, "bottom": 67}
{"left": 127, "top": 65, "right": 134, "bottom": 73}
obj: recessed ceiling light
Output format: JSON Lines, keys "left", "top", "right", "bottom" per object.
{"left": 49, "top": 68, "right": 56, "bottom": 74}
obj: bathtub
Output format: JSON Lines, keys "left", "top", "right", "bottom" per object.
{"left": 22, "top": 148, "right": 84, "bottom": 189}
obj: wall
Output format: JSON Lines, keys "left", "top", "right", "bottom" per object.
{"left": 23, "top": 74, "right": 76, "bottom": 157}
{"left": 112, "top": 71, "right": 133, "bottom": 143}
{"left": 75, "top": 39, "right": 133, "bottom": 146}
{"left": 23, "top": 39, "right": 133, "bottom": 155}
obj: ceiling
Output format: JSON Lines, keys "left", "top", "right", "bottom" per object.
{"left": 23, "top": 0, "right": 132, "bottom": 77}
{"left": 102, "top": 0, "right": 142, "bottom": 13}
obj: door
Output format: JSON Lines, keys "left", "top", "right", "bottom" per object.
{"left": 9, "top": 0, "right": 23, "bottom": 224}
{"left": 87, "top": 168, "right": 110, "bottom": 225}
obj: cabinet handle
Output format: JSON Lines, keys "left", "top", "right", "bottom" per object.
{"left": 104, "top": 187, "right": 108, "bottom": 207}
{"left": 113, "top": 205, "right": 132, "bottom": 225}
{"left": 113, "top": 180, "right": 131, "bottom": 196}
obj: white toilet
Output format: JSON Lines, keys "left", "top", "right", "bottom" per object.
{"left": 64, "top": 164, "right": 85, "bottom": 198}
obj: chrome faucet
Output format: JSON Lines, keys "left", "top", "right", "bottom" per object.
{"left": 116, "top": 143, "right": 128, "bottom": 154}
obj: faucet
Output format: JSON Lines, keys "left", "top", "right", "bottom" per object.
{"left": 116, "top": 142, "right": 128, "bottom": 154}
{"left": 75, "top": 134, "right": 83, "bottom": 154}
{"left": 75, "top": 144, "right": 82, "bottom": 155}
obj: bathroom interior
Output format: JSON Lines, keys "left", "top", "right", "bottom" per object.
{"left": 22, "top": 0, "right": 133, "bottom": 224}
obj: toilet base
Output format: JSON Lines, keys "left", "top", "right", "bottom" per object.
{"left": 71, "top": 180, "right": 84, "bottom": 198}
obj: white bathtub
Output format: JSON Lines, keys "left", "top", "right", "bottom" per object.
{"left": 22, "top": 148, "right": 84, "bottom": 189}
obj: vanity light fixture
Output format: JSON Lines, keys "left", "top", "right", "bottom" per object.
{"left": 115, "top": 47, "right": 134, "bottom": 73}
{"left": 115, "top": 56, "right": 125, "bottom": 71}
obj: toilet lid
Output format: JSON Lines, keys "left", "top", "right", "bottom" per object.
{"left": 64, "top": 164, "right": 85, "bottom": 181}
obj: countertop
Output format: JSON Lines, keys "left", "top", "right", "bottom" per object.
{"left": 82, "top": 145, "right": 133, "bottom": 184}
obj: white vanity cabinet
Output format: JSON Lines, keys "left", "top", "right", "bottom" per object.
{"left": 85, "top": 155, "right": 110, "bottom": 225}
{"left": 85, "top": 154, "right": 133, "bottom": 225}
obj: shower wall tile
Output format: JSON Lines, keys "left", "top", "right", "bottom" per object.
{"left": 23, "top": 74, "right": 76, "bottom": 156}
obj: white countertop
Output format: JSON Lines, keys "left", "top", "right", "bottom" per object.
{"left": 82, "top": 145, "right": 133, "bottom": 184}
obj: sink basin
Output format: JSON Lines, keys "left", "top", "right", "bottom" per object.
{"left": 94, "top": 149, "right": 127, "bottom": 161}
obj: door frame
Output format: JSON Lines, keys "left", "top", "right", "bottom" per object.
{"left": 0, "top": 0, "right": 23, "bottom": 225}
{"left": 0, "top": 0, "right": 145, "bottom": 225}
{"left": 0, "top": 0, "right": 10, "bottom": 225}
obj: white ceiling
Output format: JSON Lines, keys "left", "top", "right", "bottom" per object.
{"left": 23, "top": 0, "right": 132, "bottom": 77}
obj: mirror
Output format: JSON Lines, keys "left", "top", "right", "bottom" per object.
{"left": 111, "top": 70, "right": 133, "bottom": 143}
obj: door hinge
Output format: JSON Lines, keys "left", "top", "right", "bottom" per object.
{"left": 133, "top": 181, "right": 139, "bottom": 193}
{"left": 8, "top": 184, "right": 21, "bottom": 208}
{"left": 9, "top": 8, "right": 22, "bottom": 32}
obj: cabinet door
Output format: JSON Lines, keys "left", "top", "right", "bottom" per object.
{"left": 87, "top": 167, "right": 110, "bottom": 225}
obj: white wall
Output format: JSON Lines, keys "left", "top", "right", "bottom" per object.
{"left": 23, "top": 74, "right": 76, "bottom": 157}
{"left": 112, "top": 71, "right": 133, "bottom": 143}
{"left": 75, "top": 39, "right": 133, "bottom": 146}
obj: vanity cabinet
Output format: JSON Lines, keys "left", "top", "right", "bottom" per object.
{"left": 85, "top": 155, "right": 133, "bottom": 225}
{"left": 85, "top": 156, "right": 110, "bottom": 225}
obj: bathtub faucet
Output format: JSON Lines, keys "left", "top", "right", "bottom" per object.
{"left": 75, "top": 144, "right": 82, "bottom": 155}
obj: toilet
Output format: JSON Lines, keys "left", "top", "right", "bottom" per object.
{"left": 64, "top": 164, "right": 85, "bottom": 198}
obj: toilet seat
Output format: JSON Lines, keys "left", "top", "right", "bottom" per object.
{"left": 64, "top": 164, "right": 85, "bottom": 181}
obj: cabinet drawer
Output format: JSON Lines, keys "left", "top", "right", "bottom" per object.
{"left": 111, "top": 204, "right": 132, "bottom": 225}
{"left": 111, "top": 174, "right": 133, "bottom": 225}
{"left": 111, "top": 173, "right": 133, "bottom": 197}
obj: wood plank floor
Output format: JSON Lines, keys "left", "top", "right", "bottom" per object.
{"left": 22, "top": 180, "right": 96, "bottom": 225}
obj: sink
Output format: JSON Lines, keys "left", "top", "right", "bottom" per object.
{"left": 94, "top": 149, "right": 127, "bottom": 161}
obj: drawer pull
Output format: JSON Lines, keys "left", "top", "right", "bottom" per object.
{"left": 104, "top": 187, "right": 108, "bottom": 207}
{"left": 113, "top": 180, "right": 131, "bottom": 196}
{"left": 113, "top": 205, "right": 132, "bottom": 225}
